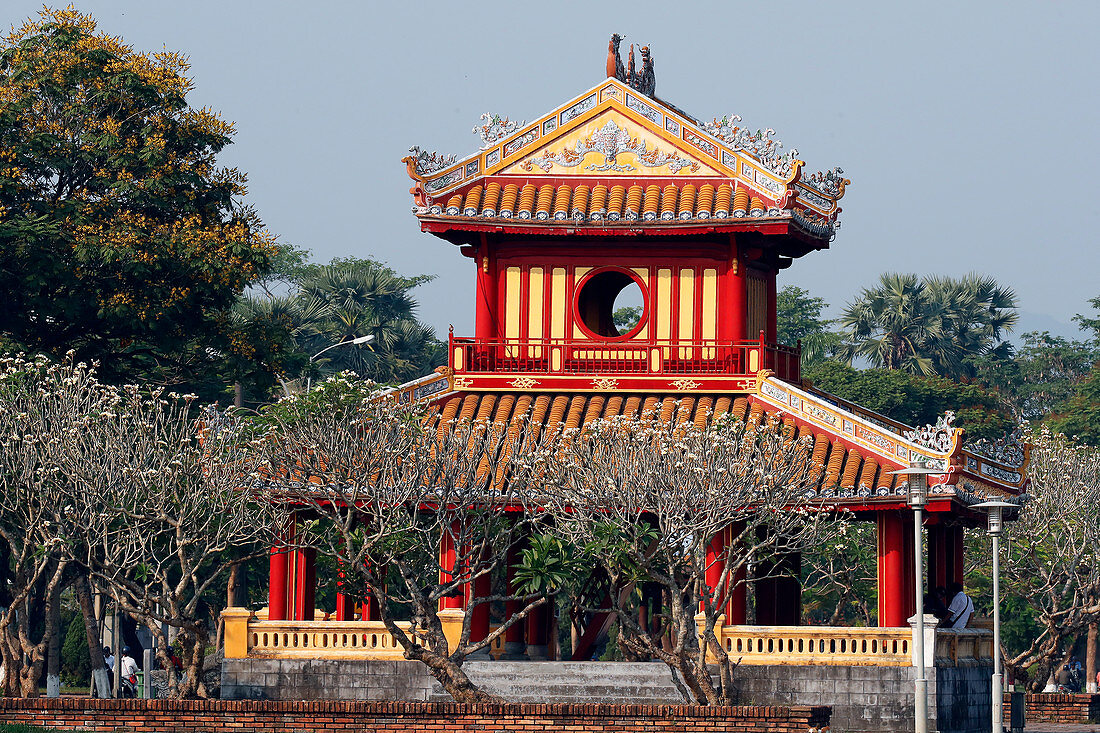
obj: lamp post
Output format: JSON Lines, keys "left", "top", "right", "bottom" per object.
{"left": 305, "top": 335, "right": 374, "bottom": 393}
{"left": 890, "top": 464, "right": 942, "bottom": 733}
{"left": 972, "top": 499, "right": 1015, "bottom": 733}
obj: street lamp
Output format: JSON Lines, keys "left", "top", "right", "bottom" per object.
{"left": 890, "top": 463, "right": 943, "bottom": 733}
{"left": 972, "top": 499, "right": 1016, "bottom": 733}
{"left": 306, "top": 335, "right": 374, "bottom": 393}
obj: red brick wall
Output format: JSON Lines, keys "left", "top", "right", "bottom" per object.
{"left": 1002, "top": 693, "right": 1100, "bottom": 724}
{"left": 0, "top": 699, "right": 831, "bottom": 733}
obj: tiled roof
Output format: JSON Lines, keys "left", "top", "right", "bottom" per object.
{"left": 432, "top": 389, "right": 909, "bottom": 502}
{"left": 428, "top": 179, "right": 782, "bottom": 224}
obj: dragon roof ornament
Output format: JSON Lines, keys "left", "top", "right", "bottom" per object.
{"left": 803, "top": 167, "right": 849, "bottom": 196}
{"left": 702, "top": 114, "right": 798, "bottom": 179}
{"left": 966, "top": 428, "right": 1026, "bottom": 468}
{"left": 903, "top": 411, "right": 957, "bottom": 454}
{"left": 407, "top": 146, "right": 457, "bottom": 176}
{"left": 474, "top": 113, "right": 526, "bottom": 149}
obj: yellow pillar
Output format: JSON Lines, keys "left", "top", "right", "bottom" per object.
{"left": 222, "top": 608, "right": 253, "bottom": 659}
{"left": 436, "top": 608, "right": 466, "bottom": 654}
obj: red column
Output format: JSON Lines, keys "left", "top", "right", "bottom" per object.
{"left": 474, "top": 236, "right": 497, "bottom": 341}
{"left": 877, "top": 511, "right": 913, "bottom": 627}
{"left": 704, "top": 528, "right": 726, "bottom": 616}
{"left": 438, "top": 522, "right": 464, "bottom": 611}
{"left": 722, "top": 237, "right": 746, "bottom": 341}
{"left": 928, "top": 523, "right": 948, "bottom": 589}
{"left": 293, "top": 548, "right": 316, "bottom": 622}
{"left": 268, "top": 546, "right": 289, "bottom": 621}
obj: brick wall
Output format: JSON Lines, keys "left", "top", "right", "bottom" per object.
{"left": 0, "top": 698, "right": 831, "bottom": 733}
{"left": 1002, "top": 693, "right": 1100, "bottom": 724}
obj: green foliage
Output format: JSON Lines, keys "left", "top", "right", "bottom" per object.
{"left": 776, "top": 285, "right": 843, "bottom": 364}
{"left": 803, "top": 360, "right": 1014, "bottom": 439}
{"left": 837, "top": 273, "right": 1018, "bottom": 379}
{"left": 973, "top": 331, "right": 1099, "bottom": 422}
{"left": 0, "top": 8, "right": 277, "bottom": 390}
{"left": 60, "top": 609, "right": 90, "bottom": 687}
{"left": 612, "top": 306, "right": 642, "bottom": 332}
{"left": 1049, "top": 365, "right": 1100, "bottom": 445}
{"left": 513, "top": 535, "right": 583, "bottom": 596}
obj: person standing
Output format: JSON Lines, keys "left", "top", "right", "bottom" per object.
{"left": 119, "top": 647, "right": 139, "bottom": 698}
{"left": 946, "top": 582, "right": 974, "bottom": 629}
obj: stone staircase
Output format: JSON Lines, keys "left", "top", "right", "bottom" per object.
{"left": 429, "top": 661, "right": 686, "bottom": 704}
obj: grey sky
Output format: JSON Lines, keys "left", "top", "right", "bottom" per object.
{"left": 8, "top": 1, "right": 1099, "bottom": 341}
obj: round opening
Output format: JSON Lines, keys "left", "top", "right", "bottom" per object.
{"left": 576, "top": 269, "right": 647, "bottom": 339}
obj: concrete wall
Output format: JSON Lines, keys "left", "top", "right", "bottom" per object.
{"left": 222, "top": 659, "right": 684, "bottom": 705}
{"left": 733, "top": 663, "right": 991, "bottom": 733}
{"left": 222, "top": 658, "right": 991, "bottom": 733}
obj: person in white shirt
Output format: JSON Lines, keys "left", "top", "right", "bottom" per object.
{"left": 120, "top": 647, "right": 140, "bottom": 698}
{"left": 946, "top": 582, "right": 974, "bottom": 629}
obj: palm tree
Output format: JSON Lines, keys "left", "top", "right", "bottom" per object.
{"left": 837, "top": 273, "right": 1017, "bottom": 380}
{"left": 295, "top": 262, "right": 444, "bottom": 385}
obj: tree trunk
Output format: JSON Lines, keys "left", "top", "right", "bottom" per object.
{"left": 1089, "top": 622, "right": 1098, "bottom": 693}
{"left": 46, "top": 598, "right": 60, "bottom": 697}
{"left": 233, "top": 382, "right": 243, "bottom": 408}
{"left": 177, "top": 625, "right": 209, "bottom": 698}
{"left": 74, "top": 576, "right": 110, "bottom": 698}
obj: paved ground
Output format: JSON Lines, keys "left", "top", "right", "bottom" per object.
{"left": 1023, "top": 725, "right": 1100, "bottom": 732}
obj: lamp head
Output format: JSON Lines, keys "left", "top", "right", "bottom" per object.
{"left": 971, "top": 499, "right": 1016, "bottom": 536}
{"left": 352, "top": 335, "right": 374, "bottom": 345}
{"left": 887, "top": 464, "right": 944, "bottom": 508}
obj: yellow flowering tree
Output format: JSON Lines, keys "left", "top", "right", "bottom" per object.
{"left": 0, "top": 8, "right": 277, "bottom": 387}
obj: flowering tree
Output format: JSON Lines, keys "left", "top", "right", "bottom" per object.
{"left": 0, "top": 8, "right": 277, "bottom": 388}
{"left": 258, "top": 378, "right": 550, "bottom": 703}
{"left": 64, "top": 389, "right": 283, "bottom": 698}
{"left": 0, "top": 355, "right": 104, "bottom": 696}
{"left": 532, "top": 410, "right": 842, "bottom": 705}
{"left": 999, "top": 427, "right": 1100, "bottom": 690}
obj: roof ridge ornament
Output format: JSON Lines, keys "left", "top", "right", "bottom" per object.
{"left": 407, "top": 146, "right": 456, "bottom": 176}
{"left": 803, "top": 167, "right": 848, "bottom": 196}
{"left": 903, "top": 411, "right": 957, "bottom": 453}
{"left": 702, "top": 115, "right": 798, "bottom": 178}
{"left": 609, "top": 36, "right": 655, "bottom": 97}
{"left": 474, "top": 113, "right": 525, "bottom": 150}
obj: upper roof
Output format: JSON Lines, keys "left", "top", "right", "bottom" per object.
{"left": 404, "top": 76, "right": 848, "bottom": 242}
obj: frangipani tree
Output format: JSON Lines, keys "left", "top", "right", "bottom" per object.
{"left": 531, "top": 410, "right": 843, "bottom": 705}
{"left": 257, "top": 377, "right": 550, "bottom": 703}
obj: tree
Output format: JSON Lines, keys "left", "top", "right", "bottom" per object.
{"left": 0, "top": 8, "right": 277, "bottom": 388}
{"left": 0, "top": 354, "right": 105, "bottom": 696}
{"left": 973, "top": 331, "right": 1098, "bottom": 423}
{"left": 803, "top": 360, "right": 1014, "bottom": 441}
{"left": 293, "top": 260, "right": 443, "bottom": 385}
{"left": 534, "top": 411, "right": 842, "bottom": 705}
{"left": 776, "top": 285, "right": 842, "bottom": 364}
{"left": 998, "top": 427, "right": 1100, "bottom": 690}
{"left": 801, "top": 521, "right": 877, "bottom": 626}
{"left": 64, "top": 389, "right": 282, "bottom": 698}
{"left": 257, "top": 376, "right": 549, "bottom": 703}
{"left": 837, "top": 273, "right": 1018, "bottom": 379}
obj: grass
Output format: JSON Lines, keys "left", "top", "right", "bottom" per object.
{"left": 0, "top": 725, "right": 60, "bottom": 733}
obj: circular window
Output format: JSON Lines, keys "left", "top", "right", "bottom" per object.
{"left": 576, "top": 269, "right": 648, "bottom": 339}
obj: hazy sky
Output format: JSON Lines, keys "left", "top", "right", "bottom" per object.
{"left": 7, "top": 1, "right": 1099, "bottom": 340}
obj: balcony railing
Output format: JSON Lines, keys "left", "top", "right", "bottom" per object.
{"left": 449, "top": 334, "right": 800, "bottom": 383}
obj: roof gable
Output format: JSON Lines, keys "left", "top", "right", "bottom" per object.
{"left": 404, "top": 77, "right": 849, "bottom": 229}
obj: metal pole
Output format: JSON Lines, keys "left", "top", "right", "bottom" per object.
{"left": 914, "top": 505, "right": 928, "bottom": 733}
{"left": 143, "top": 648, "right": 153, "bottom": 700}
{"left": 992, "top": 533, "right": 1003, "bottom": 733}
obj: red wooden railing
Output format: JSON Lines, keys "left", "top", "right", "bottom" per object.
{"left": 448, "top": 332, "right": 800, "bottom": 383}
